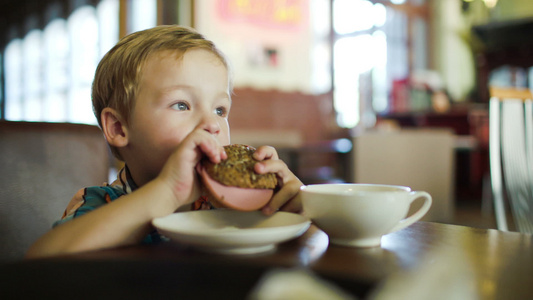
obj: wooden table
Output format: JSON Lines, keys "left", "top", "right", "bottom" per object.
{"left": 1, "top": 222, "right": 532, "bottom": 299}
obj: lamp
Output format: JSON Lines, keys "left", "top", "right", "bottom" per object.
{"left": 462, "top": 0, "right": 498, "bottom": 9}
{"left": 483, "top": 0, "right": 498, "bottom": 9}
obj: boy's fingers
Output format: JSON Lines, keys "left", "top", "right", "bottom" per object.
{"left": 253, "top": 145, "right": 279, "bottom": 160}
{"left": 249, "top": 145, "right": 303, "bottom": 215}
{"left": 262, "top": 181, "right": 302, "bottom": 215}
{"left": 254, "top": 159, "right": 291, "bottom": 181}
{"left": 185, "top": 129, "right": 226, "bottom": 164}
{"left": 198, "top": 141, "right": 226, "bottom": 163}
{"left": 254, "top": 159, "right": 303, "bottom": 214}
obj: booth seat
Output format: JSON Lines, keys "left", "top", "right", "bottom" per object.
{"left": 0, "top": 121, "right": 110, "bottom": 262}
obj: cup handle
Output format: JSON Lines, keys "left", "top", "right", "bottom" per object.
{"left": 388, "top": 191, "right": 432, "bottom": 233}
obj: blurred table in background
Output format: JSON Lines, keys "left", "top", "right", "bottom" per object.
{"left": 352, "top": 129, "right": 456, "bottom": 223}
{"left": 232, "top": 129, "right": 353, "bottom": 185}
{"left": 277, "top": 138, "right": 353, "bottom": 185}
{"left": 377, "top": 109, "right": 489, "bottom": 204}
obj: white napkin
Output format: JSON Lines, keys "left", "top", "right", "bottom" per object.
{"left": 248, "top": 268, "right": 356, "bottom": 300}
{"left": 369, "top": 247, "right": 478, "bottom": 300}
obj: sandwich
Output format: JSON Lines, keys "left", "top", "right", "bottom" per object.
{"left": 197, "top": 144, "right": 277, "bottom": 211}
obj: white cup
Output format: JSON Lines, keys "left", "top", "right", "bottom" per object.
{"left": 300, "top": 183, "right": 432, "bottom": 247}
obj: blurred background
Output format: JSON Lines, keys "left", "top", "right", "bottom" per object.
{"left": 1, "top": 0, "right": 533, "bottom": 227}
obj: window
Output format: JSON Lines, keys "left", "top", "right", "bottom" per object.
{"left": 22, "top": 30, "right": 44, "bottom": 121}
{"left": 0, "top": 52, "right": 3, "bottom": 117}
{"left": 4, "top": 39, "right": 23, "bottom": 120}
{"left": 44, "top": 19, "right": 69, "bottom": 122}
{"left": 68, "top": 6, "right": 99, "bottom": 124}
{"left": 129, "top": 0, "right": 157, "bottom": 33}
{"left": 332, "top": 0, "right": 428, "bottom": 128}
{"left": 2, "top": 0, "right": 120, "bottom": 124}
{"left": 97, "top": 0, "right": 120, "bottom": 57}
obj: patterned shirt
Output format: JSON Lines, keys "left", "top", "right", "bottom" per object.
{"left": 54, "top": 166, "right": 211, "bottom": 244}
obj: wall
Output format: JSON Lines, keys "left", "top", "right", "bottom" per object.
{"left": 493, "top": 0, "right": 533, "bottom": 21}
{"left": 431, "top": 0, "right": 478, "bottom": 102}
{"left": 229, "top": 88, "right": 339, "bottom": 144}
{"left": 194, "top": 0, "right": 330, "bottom": 95}
{"left": 195, "top": 0, "right": 533, "bottom": 144}
{"left": 194, "top": 0, "right": 338, "bottom": 144}
{"left": 431, "top": 0, "right": 533, "bottom": 103}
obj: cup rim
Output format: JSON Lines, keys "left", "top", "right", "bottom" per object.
{"left": 300, "top": 183, "right": 411, "bottom": 195}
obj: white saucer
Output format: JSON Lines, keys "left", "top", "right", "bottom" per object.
{"left": 152, "top": 210, "right": 311, "bottom": 255}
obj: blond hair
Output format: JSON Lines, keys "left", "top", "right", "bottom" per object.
{"left": 92, "top": 25, "right": 230, "bottom": 160}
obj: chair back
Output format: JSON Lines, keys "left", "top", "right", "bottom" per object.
{"left": 0, "top": 121, "right": 110, "bottom": 262}
{"left": 489, "top": 87, "right": 533, "bottom": 233}
{"left": 352, "top": 129, "right": 456, "bottom": 222}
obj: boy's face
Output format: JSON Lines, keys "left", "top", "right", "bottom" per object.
{"left": 124, "top": 49, "right": 231, "bottom": 185}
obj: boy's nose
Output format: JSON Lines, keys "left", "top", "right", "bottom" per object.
{"left": 199, "top": 114, "right": 220, "bottom": 135}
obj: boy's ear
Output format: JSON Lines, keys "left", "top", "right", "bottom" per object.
{"left": 101, "top": 108, "right": 129, "bottom": 147}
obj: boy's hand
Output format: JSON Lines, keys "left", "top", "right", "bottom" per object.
{"left": 252, "top": 146, "right": 303, "bottom": 215}
{"left": 158, "top": 128, "right": 227, "bottom": 209}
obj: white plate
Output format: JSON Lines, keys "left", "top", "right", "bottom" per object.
{"left": 152, "top": 210, "right": 311, "bottom": 255}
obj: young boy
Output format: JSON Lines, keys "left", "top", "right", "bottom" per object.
{"left": 26, "top": 25, "right": 303, "bottom": 258}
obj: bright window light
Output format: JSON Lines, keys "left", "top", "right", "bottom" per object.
{"left": 373, "top": 3, "right": 387, "bottom": 28}
{"left": 333, "top": 0, "right": 374, "bottom": 34}
{"left": 335, "top": 35, "right": 377, "bottom": 74}
{"left": 130, "top": 0, "right": 157, "bottom": 33}
{"left": 22, "top": 30, "right": 43, "bottom": 121}
{"left": 3, "top": 1, "right": 119, "bottom": 124}
{"left": 372, "top": 31, "right": 388, "bottom": 113}
{"left": 4, "top": 39, "right": 23, "bottom": 120}
{"left": 333, "top": 0, "right": 387, "bottom": 34}
{"left": 68, "top": 6, "right": 99, "bottom": 124}
{"left": 334, "top": 33, "right": 387, "bottom": 128}
{"left": 97, "top": 0, "right": 119, "bottom": 58}
{"left": 44, "top": 19, "right": 69, "bottom": 122}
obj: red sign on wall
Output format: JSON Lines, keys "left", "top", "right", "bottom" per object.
{"left": 216, "top": 0, "right": 307, "bottom": 30}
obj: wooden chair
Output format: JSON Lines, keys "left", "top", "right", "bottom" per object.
{"left": 489, "top": 87, "right": 533, "bottom": 233}
{"left": 0, "top": 121, "right": 110, "bottom": 262}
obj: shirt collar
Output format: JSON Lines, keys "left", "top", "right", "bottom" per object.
{"left": 111, "top": 165, "right": 138, "bottom": 194}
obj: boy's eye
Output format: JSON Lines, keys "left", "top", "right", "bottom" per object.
{"left": 171, "top": 102, "right": 190, "bottom": 111}
{"left": 215, "top": 107, "right": 227, "bottom": 117}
